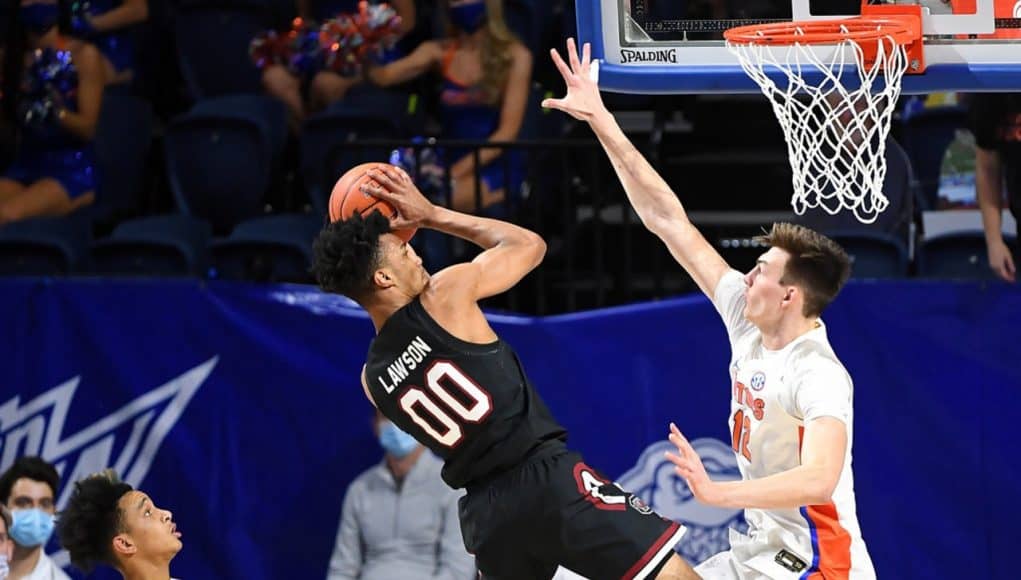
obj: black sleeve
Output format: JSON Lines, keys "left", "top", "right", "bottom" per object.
{"left": 968, "top": 93, "right": 1007, "bottom": 151}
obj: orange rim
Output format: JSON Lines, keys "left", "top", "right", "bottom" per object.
{"left": 723, "top": 17, "right": 915, "bottom": 47}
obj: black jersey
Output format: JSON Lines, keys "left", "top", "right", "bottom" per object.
{"left": 364, "top": 297, "right": 567, "bottom": 488}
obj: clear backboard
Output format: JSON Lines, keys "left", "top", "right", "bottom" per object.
{"left": 578, "top": 0, "right": 1021, "bottom": 93}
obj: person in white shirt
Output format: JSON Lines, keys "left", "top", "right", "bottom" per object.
{"left": 544, "top": 39, "right": 875, "bottom": 579}
{"left": 57, "top": 470, "right": 182, "bottom": 580}
{"left": 0, "top": 457, "right": 69, "bottom": 580}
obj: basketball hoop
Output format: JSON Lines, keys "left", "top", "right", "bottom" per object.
{"left": 724, "top": 4, "right": 924, "bottom": 224}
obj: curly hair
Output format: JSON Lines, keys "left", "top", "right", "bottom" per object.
{"left": 56, "top": 470, "right": 133, "bottom": 574}
{"left": 312, "top": 211, "right": 392, "bottom": 299}
{"left": 0, "top": 456, "right": 59, "bottom": 503}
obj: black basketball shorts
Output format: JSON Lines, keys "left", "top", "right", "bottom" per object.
{"left": 459, "top": 445, "right": 686, "bottom": 580}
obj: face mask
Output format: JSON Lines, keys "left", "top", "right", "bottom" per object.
{"left": 9, "top": 508, "right": 55, "bottom": 547}
{"left": 449, "top": 1, "right": 486, "bottom": 34}
{"left": 0, "top": 554, "right": 8, "bottom": 580}
{"left": 378, "top": 421, "right": 419, "bottom": 458}
{"left": 21, "top": 2, "right": 60, "bottom": 35}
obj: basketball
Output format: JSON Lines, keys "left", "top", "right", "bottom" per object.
{"left": 328, "top": 162, "right": 417, "bottom": 242}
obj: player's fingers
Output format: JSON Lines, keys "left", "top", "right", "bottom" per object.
{"left": 550, "top": 48, "right": 573, "bottom": 81}
{"left": 541, "top": 97, "right": 567, "bottom": 111}
{"left": 664, "top": 451, "right": 686, "bottom": 467}
{"left": 582, "top": 42, "right": 591, "bottom": 71}
{"left": 669, "top": 422, "right": 682, "bottom": 437}
{"left": 369, "top": 168, "right": 398, "bottom": 190}
{"left": 360, "top": 182, "right": 394, "bottom": 202}
{"left": 380, "top": 167, "right": 405, "bottom": 185}
{"left": 567, "top": 37, "right": 582, "bottom": 73}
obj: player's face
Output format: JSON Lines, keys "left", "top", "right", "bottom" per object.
{"left": 743, "top": 247, "right": 792, "bottom": 327}
{"left": 381, "top": 234, "right": 429, "bottom": 295}
{"left": 113, "top": 491, "right": 182, "bottom": 563}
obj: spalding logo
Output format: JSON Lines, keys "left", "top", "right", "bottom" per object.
{"left": 617, "top": 438, "right": 748, "bottom": 565}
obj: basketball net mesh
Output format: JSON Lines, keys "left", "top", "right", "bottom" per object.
{"left": 726, "top": 28, "right": 909, "bottom": 224}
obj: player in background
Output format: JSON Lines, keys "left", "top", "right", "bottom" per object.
{"left": 312, "top": 168, "right": 697, "bottom": 579}
{"left": 542, "top": 39, "right": 875, "bottom": 578}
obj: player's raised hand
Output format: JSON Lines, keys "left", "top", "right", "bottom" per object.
{"left": 361, "top": 166, "right": 435, "bottom": 229}
{"left": 664, "top": 422, "right": 723, "bottom": 507}
{"left": 542, "top": 38, "right": 606, "bottom": 122}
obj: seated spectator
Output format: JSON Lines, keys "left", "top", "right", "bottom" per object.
{"left": 326, "top": 411, "right": 474, "bottom": 580}
{"left": 368, "top": 0, "right": 531, "bottom": 214}
{"left": 0, "top": 457, "right": 69, "bottom": 580}
{"left": 0, "top": 0, "right": 104, "bottom": 224}
{"left": 1, "top": 505, "right": 15, "bottom": 579}
{"left": 58, "top": 469, "right": 182, "bottom": 580}
{"left": 69, "top": 0, "right": 148, "bottom": 86}
{"left": 261, "top": 0, "right": 416, "bottom": 124}
{"left": 795, "top": 136, "right": 915, "bottom": 249}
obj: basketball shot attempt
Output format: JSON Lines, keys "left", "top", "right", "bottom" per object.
{"left": 543, "top": 39, "right": 875, "bottom": 578}
{"left": 312, "top": 164, "right": 697, "bottom": 579}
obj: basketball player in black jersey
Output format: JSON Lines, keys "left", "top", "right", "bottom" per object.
{"left": 312, "top": 167, "right": 698, "bottom": 580}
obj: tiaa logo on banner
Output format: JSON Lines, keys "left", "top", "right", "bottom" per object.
{"left": 0, "top": 358, "right": 217, "bottom": 566}
{"left": 617, "top": 438, "right": 748, "bottom": 565}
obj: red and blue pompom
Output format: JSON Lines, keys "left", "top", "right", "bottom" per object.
{"left": 250, "top": 1, "right": 402, "bottom": 78}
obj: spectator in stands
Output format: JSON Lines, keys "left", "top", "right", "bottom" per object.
{"left": 326, "top": 411, "right": 474, "bottom": 580}
{"left": 262, "top": 0, "right": 416, "bottom": 124}
{"left": 0, "top": 0, "right": 104, "bottom": 224}
{"left": 1, "top": 505, "right": 15, "bottom": 579}
{"left": 0, "top": 457, "right": 69, "bottom": 580}
{"left": 368, "top": 0, "right": 531, "bottom": 214}
{"left": 58, "top": 470, "right": 182, "bottom": 580}
{"left": 68, "top": 0, "right": 148, "bottom": 86}
{"left": 969, "top": 92, "right": 1020, "bottom": 282}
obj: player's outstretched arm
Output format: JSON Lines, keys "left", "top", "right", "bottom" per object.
{"left": 665, "top": 420, "right": 846, "bottom": 509}
{"left": 543, "top": 38, "right": 730, "bottom": 298}
{"left": 362, "top": 167, "right": 546, "bottom": 301}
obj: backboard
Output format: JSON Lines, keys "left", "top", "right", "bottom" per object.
{"left": 578, "top": 0, "right": 1021, "bottom": 93}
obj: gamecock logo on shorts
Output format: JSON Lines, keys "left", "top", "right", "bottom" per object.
{"left": 616, "top": 438, "right": 748, "bottom": 565}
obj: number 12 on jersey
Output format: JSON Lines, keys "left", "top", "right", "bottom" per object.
{"left": 732, "top": 409, "right": 752, "bottom": 461}
{"left": 398, "top": 361, "right": 493, "bottom": 447}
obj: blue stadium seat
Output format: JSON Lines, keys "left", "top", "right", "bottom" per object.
{"left": 917, "top": 232, "right": 1015, "bottom": 280}
{"left": 828, "top": 231, "right": 909, "bottom": 279}
{"left": 165, "top": 111, "right": 273, "bottom": 234}
{"left": 174, "top": 4, "right": 269, "bottom": 99}
{"left": 190, "top": 94, "right": 288, "bottom": 159}
{"left": 91, "top": 90, "right": 154, "bottom": 223}
{"left": 91, "top": 214, "right": 211, "bottom": 276}
{"left": 0, "top": 216, "right": 92, "bottom": 275}
{"left": 209, "top": 213, "right": 322, "bottom": 282}
{"left": 300, "top": 105, "right": 402, "bottom": 215}
{"left": 899, "top": 106, "right": 968, "bottom": 211}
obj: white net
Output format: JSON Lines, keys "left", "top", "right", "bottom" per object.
{"left": 726, "top": 26, "right": 909, "bottom": 224}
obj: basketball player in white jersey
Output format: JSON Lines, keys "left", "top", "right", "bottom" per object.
{"left": 543, "top": 39, "right": 875, "bottom": 578}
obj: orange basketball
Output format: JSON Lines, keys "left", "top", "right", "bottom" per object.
{"left": 328, "top": 162, "right": 417, "bottom": 242}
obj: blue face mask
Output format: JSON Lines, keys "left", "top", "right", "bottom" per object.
{"left": 9, "top": 508, "right": 55, "bottom": 547}
{"left": 449, "top": 1, "right": 486, "bottom": 34}
{"left": 21, "top": 2, "right": 60, "bottom": 35}
{"left": 378, "top": 421, "right": 419, "bottom": 458}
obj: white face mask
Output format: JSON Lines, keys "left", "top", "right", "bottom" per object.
{"left": 0, "top": 553, "right": 9, "bottom": 580}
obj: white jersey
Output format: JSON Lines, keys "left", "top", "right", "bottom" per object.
{"left": 704, "top": 270, "right": 875, "bottom": 579}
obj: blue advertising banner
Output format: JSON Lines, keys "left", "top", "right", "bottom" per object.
{"left": 1, "top": 279, "right": 1018, "bottom": 579}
